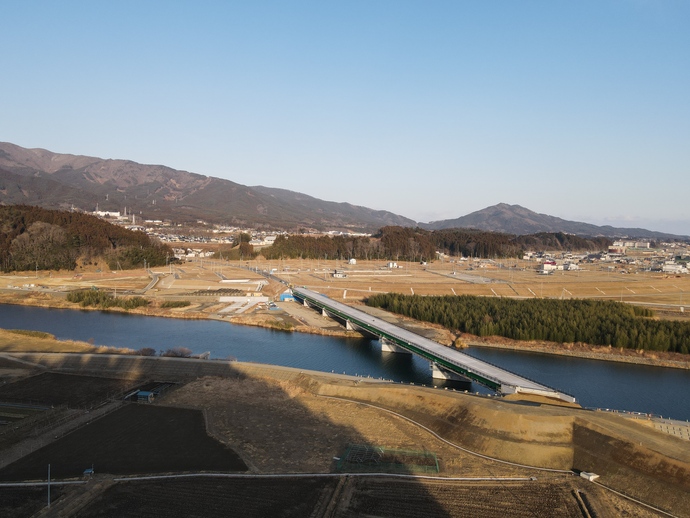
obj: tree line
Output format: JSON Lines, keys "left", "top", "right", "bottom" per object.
{"left": 366, "top": 293, "right": 690, "bottom": 354}
{"left": 260, "top": 227, "right": 611, "bottom": 262}
{"left": 0, "top": 205, "right": 172, "bottom": 271}
{"left": 66, "top": 289, "right": 149, "bottom": 310}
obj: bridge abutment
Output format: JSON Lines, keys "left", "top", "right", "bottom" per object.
{"left": 380, "top": 338, "right": 412, "bottom": 354}
{"left": 431, "top": 362, "right": 472, "bottom": 383}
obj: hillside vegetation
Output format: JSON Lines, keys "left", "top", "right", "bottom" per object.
{"left": 366, "top": 293, "right": 690, "bottom": 354}
{"left": 261, "top": 226, "right": 611, "bottom": 261}
{"left": 0, "top": 205, "right": 171, "bottom": 272}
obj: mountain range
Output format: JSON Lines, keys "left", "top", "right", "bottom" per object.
{"left": 0, "top": 142, "right": 684, "bottom": 239}
{"left": 423, "top": 204, "right": 684, "bottom": 239}
{"left": 0, "top": 142, "right": 414, "bottom": 231}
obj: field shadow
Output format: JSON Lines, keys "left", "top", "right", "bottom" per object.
{"left": 0, "top": 353, "right": 456, "bottom": 517}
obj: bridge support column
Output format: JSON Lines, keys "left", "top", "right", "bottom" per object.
{"left": 322, "top": 308, "right": 328, "bottom": 317}
{"left": 431, "top": 363, "right": 471, "bottom": 382}
{"left": 380, "top": 338, "right": 411, "bottom": 354}
{"left": 346, "top": 320, "right": 354, "bottom": 331}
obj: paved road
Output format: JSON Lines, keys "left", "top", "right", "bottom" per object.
{"left": 293, "top": 287, "right": 575, "bottom": 403}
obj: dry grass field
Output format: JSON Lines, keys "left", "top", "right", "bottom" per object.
{"left": 262, "top": 257, "right": 690, "bottom": 311}
{"left": 2, "top": 257, "right": 689, "bottom": 318}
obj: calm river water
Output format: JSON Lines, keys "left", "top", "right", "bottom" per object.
{"left": 1, "top": 304, "right": 689, "bottom": 421}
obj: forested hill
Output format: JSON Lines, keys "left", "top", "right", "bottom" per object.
{"left": 0, "top": 205, "right": 171, "bottom": 271}
{"left": 260, "top": 227, "right": 612, "bottom": 261}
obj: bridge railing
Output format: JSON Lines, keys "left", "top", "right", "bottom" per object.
{"left": 296, "top": 290, "right": 509, "bottom": 388}
{"left": 295, "top": 288, "right": 578, "bottom": 399}
{"left": 382, "top": 327, "right": 575, "bottom": 398}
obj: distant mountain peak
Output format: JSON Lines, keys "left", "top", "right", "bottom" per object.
{"left": 424, "top": 203, "right": 684, "bottom": 239}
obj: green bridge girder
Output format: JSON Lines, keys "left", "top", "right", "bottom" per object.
{"left": 297, "top": 292, "right": 501, "bottom": 391}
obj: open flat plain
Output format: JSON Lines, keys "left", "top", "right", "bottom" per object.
{"left": 1, "top": 258, "right": 689, "bottom": 516}
{"left": 3, "top": 256, "right": 690, "bottom": 307}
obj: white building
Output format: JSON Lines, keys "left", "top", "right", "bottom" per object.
{"left": 662, "top": 262, "right": 688, "bottom": 274}
{"left": 94, "top": 210, "right": 121, "bottom": 218}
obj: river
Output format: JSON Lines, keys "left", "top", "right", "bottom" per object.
{"left": 1, "top": 304, "right": 689, "bottom": 421}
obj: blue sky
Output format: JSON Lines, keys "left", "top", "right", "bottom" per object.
{"left": 2, "top": 1, "right": 689, "bottom": 233}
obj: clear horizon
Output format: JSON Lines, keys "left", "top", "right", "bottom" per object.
{"left": 1, "top": 2, "right": 688, "bottom": 234}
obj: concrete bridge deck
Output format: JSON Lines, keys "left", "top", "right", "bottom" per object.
{"left": 293, "top": 287, "right": 576, "bottom": 403}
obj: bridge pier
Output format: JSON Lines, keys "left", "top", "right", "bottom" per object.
{"left": 380, "top": 338, "right": 412, "bottom": 354}
{"left": 292, "top": 288, "right": 576, "bottom": 404}
{"left": 431, "top": 362, "right": 471, "bottom": 383}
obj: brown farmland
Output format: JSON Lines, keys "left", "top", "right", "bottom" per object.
{"left": 71, "top": 476, "right": 596, "bottom": 518}
{"left": 0, "top": 404, "right": 247, "bottom": 481}
{"left": 0, "top": 354, "right": 685, "bottom": 517}
{"left": 0, "top": 372, "right": 138, "bottom": 408}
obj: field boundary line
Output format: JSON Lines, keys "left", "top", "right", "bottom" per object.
{"left": 317, "top": 394, "right": 572, "bottom": 473}
{"left": 0, "top": 353, "right": 48, "bottom": 369}
{"left": 0, "top": 480, "right": 87, "bottom": 487}
{"left": 110, "top": 472, "right": 535, "bottom": 482}
{"left": 317, "top": 395, "right": 678, "bottom": 518}
{"left": 591, "top": 481, "right": 678, "bottom": 518}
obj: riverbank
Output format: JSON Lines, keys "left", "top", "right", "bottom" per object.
{"left": 1, "top": 289, "right": 689, "bottom": 371}
{"left": 347, "top": 300, "right": 690, "bottom": 371}
{"left": 463, "top": 334, "right": 690, "bottom": 371}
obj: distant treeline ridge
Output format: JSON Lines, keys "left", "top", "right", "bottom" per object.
{"left": 260, "top": 227, "right": 612, "bottom": 261}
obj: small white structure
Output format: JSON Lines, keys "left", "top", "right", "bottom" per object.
{"left": 613, "top": 240, "right": 650, "bottom": 249}
{"left": 348, "top": 258, "right": 357, "bottom": 265}
{"left": 537, "top": 261, "right": 557, "bottom": 274}
{"left": 387, "top": 262, "right": 398, "bottom": 269}
{"left": 580, "top": 471, "right": 600, "bottom": 482}
{"left": 542, "top": 261, "right": 557, "bottom": 271}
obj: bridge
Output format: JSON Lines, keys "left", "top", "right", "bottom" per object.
{"left": 292, "top": 287, "right": 576, "bottom": 403}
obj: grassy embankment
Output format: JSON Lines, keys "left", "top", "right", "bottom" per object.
{"left": 0, "top": 328, "right": 133, "bottom": 354}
